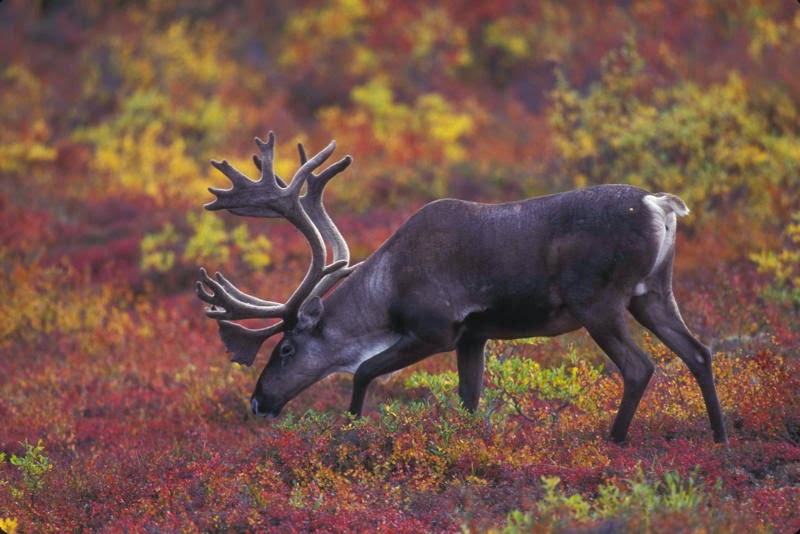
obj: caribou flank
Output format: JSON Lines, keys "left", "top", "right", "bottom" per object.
{"left": 196, "top": 132, "right": 727, "bottom": 444}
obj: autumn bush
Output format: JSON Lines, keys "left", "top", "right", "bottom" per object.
{"left": 1, "top": 1, "right": 799, "bottom": 532}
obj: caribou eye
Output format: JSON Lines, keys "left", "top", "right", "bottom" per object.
{"left": 279, "top": 343, "right": 295, "bottom": 360}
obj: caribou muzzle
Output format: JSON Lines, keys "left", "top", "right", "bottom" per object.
{"left": 250, "top": 394, "right": 285, "bottom": 418}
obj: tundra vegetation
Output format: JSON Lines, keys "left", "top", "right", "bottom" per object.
{"left": 1, "top": 2, "right": 799, "bottom": 532}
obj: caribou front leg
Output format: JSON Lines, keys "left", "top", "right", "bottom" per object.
{"left": 456, "top": 335, "right": 487, "bottom": 412}
{"left": 348, "top": 335, "right": 439, "bottom": 416}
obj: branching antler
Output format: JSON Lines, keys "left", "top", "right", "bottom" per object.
{"left": 257, "top": 141, "right": 363, "bottom": 294}
{"left": 195, "top": 268, "right": 280, "bottom": 320}
{"left": 196, "top": 132, "right": 357, "bottom": 365}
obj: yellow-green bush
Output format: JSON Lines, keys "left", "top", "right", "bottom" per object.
{"left": 404, "top": 343, "right": 605, "bottom": 423}
{"left": 141, "top": 212, "right": 272, "bottom": 274}
{"left": 550, "top": 38, "right": 800, "bottom": 228}
{"left": 319, "top": 77, "right": 477, "bottom": 206}
{"left": 0, "top": 65, "right": 57, "bottom": 176}
{"left": 76, "top": 15, "right": 246, "bottom": 203}
{"left": 750, "top": 211, "right": 800, "bottom": 306}
{"left": 77, "top": 88, "right": 235, "bottom": 203}
{"left": 496, "top": 468, "right": 707, "bottom": 533}
{"left": 0, "top": 257, "right": 132, "bottom": 352}
{"left": 0, "top": 516, "right": 18, "bottom": 534}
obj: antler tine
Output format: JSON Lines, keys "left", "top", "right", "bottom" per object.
{"left": 199, "top": 133, "right": 361, "bottom": 365}
{"left": 207, "top": 132, "right": 305, "bottom": 217}
{"left": 296, "top": 141, "right": 353, "bottom": 265}
{"left": 197, "top": 267, "right": 288, "bottom": 320}
{"left": 272, "top": 140, "right": 363, "bottom": 317}
{"left": 204, "top": 136, "right": 336, "bottom": 319}
{"left": 304, "top": 156, "right": 354, "bottom": 265}
{"left": 206, "top": 160, "right": 253, "bottom": 209}
{"left": 252, "top": 155, "right": 288, "bottom": 188}
{"left": 280, "top": 206, "right": 327, "bottom": 317}
{"left": 214, "top": 271, "right": 280, "bottom": 307}
{"left": 285, "top": 140, "right": 337, "bottom": 197}
{"left": 196, "top": 265, "right": 289, "bottom": 365}
{"left": 254, "top": 131, "right": 277, "bottom": 185}
{"left": 198, "top": 134, "right": 353, "bottom": 365}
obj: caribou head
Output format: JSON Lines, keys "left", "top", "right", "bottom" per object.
{"left": 196, "top": 132, "right": 359, "bottom": 417}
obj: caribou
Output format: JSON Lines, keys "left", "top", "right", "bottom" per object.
{"left": 196, "top": 132, "right": 727, "bottom": 444}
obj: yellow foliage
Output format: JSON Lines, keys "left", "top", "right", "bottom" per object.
{"left": 0, "top": 517, "right": 18, "bottom": 534}
{"left": 0, "top": 65, "right": 56, "bottom": 174}
{"left": 141, "top": 222, "right": 180, "bottom": 272}
{"left": 280, "top": 0, "right": 376, "bottom": 75}
{"left": 0, "top": 139, "right": 57, "bottom": 174}
{"left": 231, "top": 224, "right": 272, "bottom": 271}
{"left": 141, "top": 212, "right": 272, "bottom": 274}
{"left": 99, "top": 15, "right": 237, "bottom": 94}
{"left": 0, "top": 64, "right": 47, "bottom": 134}
{"left": 411, "top": 7, "right": 472, "bottom": 69}
{"left": 567, "top": 440, "right": 611, "bottom": 470}
{"left": 484, "top": 18, "right": 532, "bottom": 59}
{"left": 284, "top": 0, "right": 369, "bottom": 43}
{"left": 79, "top": 90, "right": 233, "bottom": 203}
{"left": 418, "top": 93, "right": 475, "bottom": 162}
{"left": 751, "top": 211, "right": 800, "bottom": 305}
{"left": 92, "top": 120, "right": 207, "bottom": 203}
{"left": 76, "top": 13, "right": 244, "bottom": 203}
{"left": 183, "top": 212, "right": 231, "bottom": 267}
{"left": 320, "top": 77, "right": 477, "bottom": 202}
{"left": 748, "top": 12, "right": 800, "bottom": 59}
{"left": 483, "top": 6, "right": 574, "bottom": 63}
{"left": 0, "top": 256, "right": 132, "bottom": 353}
{"left": 550, "top": 40, "right": 800, "bottom": 226}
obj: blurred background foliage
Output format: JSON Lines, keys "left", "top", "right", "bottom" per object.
{"left": 1, "top": 0, "right": 798, "bottom": 300}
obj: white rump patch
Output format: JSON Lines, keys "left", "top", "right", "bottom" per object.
{"left": 641, "top": 194, "right": 689, "bottom": 277}
{"left": 644, "top": 193, "right": 690, "bottom": 217}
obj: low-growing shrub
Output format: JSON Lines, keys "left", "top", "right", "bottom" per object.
{"left": 495, "top": 467, "right": 710, "bottom": 533}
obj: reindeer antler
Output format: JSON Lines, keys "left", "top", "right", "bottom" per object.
{"left": 256, "top": 141, "right": 363, "bottom": 295}
{"left": 196, "top": 132, "right": 357, "bottom": 365}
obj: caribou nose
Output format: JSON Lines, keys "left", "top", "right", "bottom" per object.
{"left": 250, "top": 393, "right": 285, "bottom": 418}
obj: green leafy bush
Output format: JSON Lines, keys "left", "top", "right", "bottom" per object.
{"left": 405, "top": 342, "right": 604, "bottom": 423}
{"left": 7, "top": 440, "right": 52, "bottom": 498}
{"left": 497, "top": 468, "right": 708, "bottom": 532}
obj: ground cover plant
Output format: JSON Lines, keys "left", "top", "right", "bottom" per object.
{"left": 1, "top": 2, "right": 799, "bottom": 532}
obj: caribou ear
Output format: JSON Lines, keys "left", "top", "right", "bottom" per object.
{"left": 297, "top": 296, "right": 324, "bottom": 331}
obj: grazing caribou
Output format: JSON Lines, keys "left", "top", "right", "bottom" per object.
{"left": 196, "top": 132, "right": 727, "bottom": 444}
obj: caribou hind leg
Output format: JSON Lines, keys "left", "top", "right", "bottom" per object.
{"left": 629, "top": 290, "right": 728, "bottom": 444}
{"left": 571, "top": 302, "right": 655, "bottom": 443}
